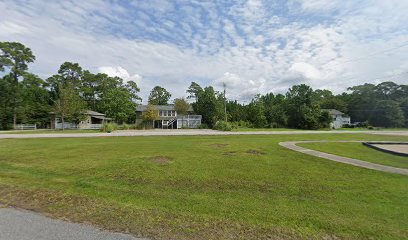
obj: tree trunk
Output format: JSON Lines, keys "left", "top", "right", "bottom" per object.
{"left": 12, "top": 73, "right": 18, "bottom": 130}
{"left": 61, "top": 114, "right": 65, "bottom": 131}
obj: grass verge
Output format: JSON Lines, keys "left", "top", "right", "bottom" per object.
{"left": 0, "top": 134, "right": 407, "bottom": 239}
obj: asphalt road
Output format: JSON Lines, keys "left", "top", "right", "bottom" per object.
{"left": 0, "top": 208, "right": 146, "bottom": 240}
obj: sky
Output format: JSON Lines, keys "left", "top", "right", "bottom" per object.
{"left": 1, "top": 0, "right": 407, "bottom": 103}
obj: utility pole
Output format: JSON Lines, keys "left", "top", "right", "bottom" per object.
{"left": 223, "top": 82, "right": 227, "bottom": 122}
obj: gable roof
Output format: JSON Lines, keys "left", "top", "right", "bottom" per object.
{"left": 322, "top": 109, "right": 344, "bottom": 115}
{"left": 136, "top": 105, "right": 194, "bottom": 112}
{"left": 50, "top": 110, "right": 105, "bottom": 116}
{"left": 86, "top": 110, "right": 105, "bottom": 116}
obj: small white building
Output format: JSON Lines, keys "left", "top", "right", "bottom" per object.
{"left": 50, "top": 110, "right": 110, "bottom": 129}
{"left": 322, "top": 109, "right": 351, "bottom": 129}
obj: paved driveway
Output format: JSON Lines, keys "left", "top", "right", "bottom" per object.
{"left": 0, "top": 208, "right": 145, "bottom": 240}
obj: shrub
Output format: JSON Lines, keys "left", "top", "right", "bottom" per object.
{"left": 342, "top": 124, "right": 354, "bottom": 128}
{"left": 100, "top": 122, "right": 118, "bottom": 132}
{"left": 213, "top": 121, "right": 232, "bottom": 131}
{"left": 197, "top": 123, "right": 209, "bottom": 129}
{"left": 117, "top": 123, "right": 130, "bottom": 130}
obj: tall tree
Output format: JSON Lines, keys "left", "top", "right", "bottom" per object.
{"left": 47, "top": 62, "right": 83, "bottom": 99}
{"left": 148, "top": 86, "right": 171, "bottom": 105}
{"left": 186, "top": 82, "right": 203, "bottom": 100}
{"left": 369, "top": 100, "right": 405, "bottom": 127}
{"left": 53, "top": 83, "right": 86, "bottom": 130}
{"left": 99, "top": 87, "right": 138, "bottom": 123}
{"left": 246, "top": 95, "right": 267, "bottom": 128}
{"left": 0, "top": 42, "right": 35, "bottom": 129}
{"left": 19, "top": 73, "right": 52, "bottom": 127}
{"left": 285, "top": 84, "right": 325, "bottom": 129}
{"left": 0, "top": 75, "right": 13, "bottom": 129}
{"left": 193, "top": 86, "right": 223, "bottom": 127}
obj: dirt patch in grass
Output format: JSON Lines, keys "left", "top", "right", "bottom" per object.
{"left": 209, "top": 143, "right": 229, "bottom": 148}
{"left": 150, "top": 156, "right": 172, "bottom": 165}
{"left": 223, "top": 151, "right": 236, "bottom": 156}
{"left": 246, "top": 149, "right": 266, "bottom": 155}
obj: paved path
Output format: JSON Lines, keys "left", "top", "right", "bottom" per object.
{"left": 279, "top": 141, "right": 408, "bottom": 176}
{"left": 1, "top": 129, "right": 408, "bottom": 139}
{"left": 0, "top": 207, "right": 145, "bottom": 240}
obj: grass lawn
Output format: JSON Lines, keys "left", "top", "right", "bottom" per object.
{"left": 297, "top": 142, "right": 408, "bottom": 169}
{"left": 0, "top": 129, "right": 100, "bottom": 134}
{"left": 232, "top": 127, "right": 304, "bottom": 132}
{"left": 0, "top": 134, "right": 408, "bottom": 239}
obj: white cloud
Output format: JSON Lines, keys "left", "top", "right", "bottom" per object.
{"left": 289, "top": 62, "right": 323, "bottom": 80}
{"left": 98, "top": 66, "right": 142, "bottom": 84}
{"left": 213, "top": 72, "right": 266, "bottom": 101}
{"left": 0, "top": 0, "right": 407, "bottom": 101}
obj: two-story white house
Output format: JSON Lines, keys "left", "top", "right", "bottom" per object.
{"left": 322, "top": 109, "right": 351, "bottom": 129}
{"left": 135, "top": 105, "right": 202, "bottom": 129}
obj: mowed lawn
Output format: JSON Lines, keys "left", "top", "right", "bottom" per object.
{"left": 0, "top": 134, "right": 408, "bottom": 239}
{"left": 298, "top": 142, "right": 408, "bottom": 169}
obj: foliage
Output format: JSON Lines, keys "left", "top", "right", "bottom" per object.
{"left": 186, "top": 81, "right": 203, "bottom": 100}
{"left": 0, "top": 42, "right": 36, "bottom": 128}
{"left": 197, "top": 123, "right": 209, "bottom": 129}
{"left": 369, "top": 100, "right": 405, "bottom": 127}
{"left": 192, "top": 86, "right": 224, "bottom": 127}
{"left": 142, "top": 104, "right": 160, "bottom": 126}
{"left": 99, "top": 87, "right": 137, "bottom": 123}
{"left": 53, "top": 84, "right": 87, "bottom": 129}
{"left": 285, "top": 84, "right": 326, "bottom": 129}
{"left": 148, "top": 86, "right": 171, "bottom": 105}
{"left": 100, "top": 122, "right": 118, "bottom": 132}
{"left": 246, "top": 95, "right": 267, "bottom": 128}
{"left": 173, "top": 98, "right": 190, "bottom": 115}
{"left": 213, "top": 121, "right": 233, "bottom": 131}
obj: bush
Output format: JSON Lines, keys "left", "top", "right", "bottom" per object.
{"left": 197, "top": 123, "right": 209, "bottom": 129}
{"left": 101, "top": 122, "right": 118, "bottom": 132}
{"left": 117, "top": 123, "right": 130, "bottom": 130}
{"left": 342, "top": 124, "right": 354, "bottom": 128}
{"left": 213, "top": 121, "right": 233, "bottom": 131}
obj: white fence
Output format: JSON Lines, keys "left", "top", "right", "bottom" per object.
{"left": 55, "top": 123, "right": 78, "bottom": 129}
{"left": 14, "top": 124, "right": 37, "bottom": 130}
{"left": 55, "top": 123, "right": 102, "bottom": 130}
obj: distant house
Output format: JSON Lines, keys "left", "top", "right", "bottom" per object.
{"left": 50, "top": 110, "right": 110, "bottom": 129}
{"left": 136, "top": 105, "right": 202, "bottom": 129}
{"left": 322, "top": 109, "right": 351, "bottom": 129}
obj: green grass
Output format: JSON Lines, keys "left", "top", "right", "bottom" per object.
{"left": 0, "top": 134, "right": 408, "bottom": 239}
{"left": 0, "top": 129, "right": 100, "bottom": 134}
{"left": 298, "top": 142, "right": 408, "bottom": 169}
{"left": 337, "top": 127, "right": 408, "bottom": 131}
{"left": 232, "top": 127, "right": 303, "bottom": 132}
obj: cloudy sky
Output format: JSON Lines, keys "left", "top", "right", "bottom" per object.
{"left": 1, "top": 0, "right": 407, "bottom": 102}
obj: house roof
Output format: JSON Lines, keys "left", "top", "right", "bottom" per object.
{"left": 85, "top": 110, "right": 105, "bottom": 116}
{"left": 136, "top": 105, "right": 194, "bottom": 112}
{"left": 322, "top": 109, "right": 344, "bottom": 115}
{"left": 50, "top": 110, "right": 105, "bottom": 116}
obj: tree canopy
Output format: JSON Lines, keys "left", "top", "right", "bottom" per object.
{"left": 148, "top": 86, "right": 171, "bottom": 105}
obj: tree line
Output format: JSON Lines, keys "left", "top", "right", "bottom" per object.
{"left": 1, "top": 41, "right": 407, "bottom": 130}
{"left": 186, "top": 81, "right": 408, "bottom": 129}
